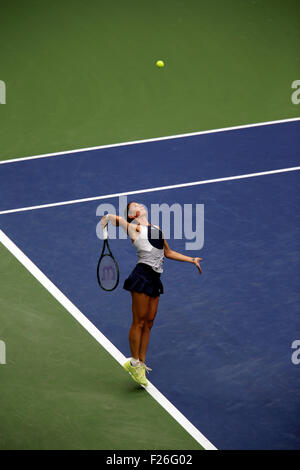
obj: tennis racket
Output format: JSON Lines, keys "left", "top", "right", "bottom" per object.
{"left": 97, "top": 225, "right": 119, "bottom": 291}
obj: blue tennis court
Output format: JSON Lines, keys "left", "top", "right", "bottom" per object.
{"left": 0, "top": 119, "right": 299, "bottom": 449}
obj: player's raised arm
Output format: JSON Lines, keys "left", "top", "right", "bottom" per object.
{"left": 100, "top": 214, "right": 140, "bottom": 241}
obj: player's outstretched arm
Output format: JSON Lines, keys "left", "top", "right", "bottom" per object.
{"left": 163, "top": 239, "right": 202, "bottom": 274}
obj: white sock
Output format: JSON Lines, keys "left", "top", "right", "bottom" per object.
{"left": 130, "top": 358, "right": 140, "bottom": 367}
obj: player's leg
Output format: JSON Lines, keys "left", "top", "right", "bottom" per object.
{"left": 138, "top": 295, "right": 160, "bottom": 364}
{"left": 124, "top": 291, "right": 150, "bottom": 386}
{"left": 129, "top": 291, "right": 150, "bottom": 360}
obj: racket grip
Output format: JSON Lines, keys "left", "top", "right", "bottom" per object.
{"left": 103, "top": 225, "right": 108, "bottom": 240}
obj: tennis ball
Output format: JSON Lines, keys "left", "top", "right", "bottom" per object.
{"left": 156, "top": 60, "right": 165, "bottom": 68}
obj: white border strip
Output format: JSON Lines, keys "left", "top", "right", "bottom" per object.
{"left": 1, "top": 166, "right": 299, "bottom": 215}
{"left": 1, "top": 117, "right": 299, "bottom": 165}
{"left": 0, "top": 229, "right": 217, "bottom": 450}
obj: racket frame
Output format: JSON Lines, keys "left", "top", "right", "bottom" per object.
{"left": 97, "top": 226, "right": 120, "bottom": 291}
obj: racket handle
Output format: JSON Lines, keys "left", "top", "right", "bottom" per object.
{"left": 103, "top": 225, "right": 108, "bottom": 240}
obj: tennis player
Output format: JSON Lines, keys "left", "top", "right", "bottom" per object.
{"left": 101, "top": 202, "right": 202, "bottom": 386}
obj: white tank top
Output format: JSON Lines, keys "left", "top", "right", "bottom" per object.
{"left": 133, "top": 225, "right": 164, "bottom": 273}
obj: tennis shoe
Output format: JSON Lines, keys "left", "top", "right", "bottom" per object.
{"left": 123, "top": 360, "right": 148, "bottom": 387}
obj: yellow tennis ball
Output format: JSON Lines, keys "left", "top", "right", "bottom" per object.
{"left": 156, "top": 60, "right": 165, "bottom": 68}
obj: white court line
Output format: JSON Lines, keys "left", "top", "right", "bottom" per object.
{"left": 0, "top": 166, "right": 299, "bottom": 215}
{"left": 0, "top": 228, "right": 217, "bottom": 450}
{"left": 0, "top": 117, "right": 299, "bottom": 165}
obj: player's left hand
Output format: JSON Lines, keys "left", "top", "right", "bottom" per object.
{"left": 193, "top": 257, "right": 203, "bottom": 275}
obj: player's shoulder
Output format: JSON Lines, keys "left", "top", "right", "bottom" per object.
{"left": 151, "top": 224, "right": 165, "bottom": 240}
{"left": 128, "top": 221, "right": 141, "bottom": 234}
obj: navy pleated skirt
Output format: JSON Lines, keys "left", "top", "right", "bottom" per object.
{"left": 123, "top": 263, "right": 164, "bottom": 298}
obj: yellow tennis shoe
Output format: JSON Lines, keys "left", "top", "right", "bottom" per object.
{"left": 123, "top": 360, "right": 148, "bottom": 387}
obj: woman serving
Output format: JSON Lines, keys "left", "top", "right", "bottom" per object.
{"left": 101, "top": 201, "right": 202, "bottom": 387}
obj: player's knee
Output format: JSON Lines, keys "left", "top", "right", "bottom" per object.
{"left": 133, "top": 317, "right": 146, "bottom": 329}
{"left": 146, "top": 318, "right": 154, "bottom": 330}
